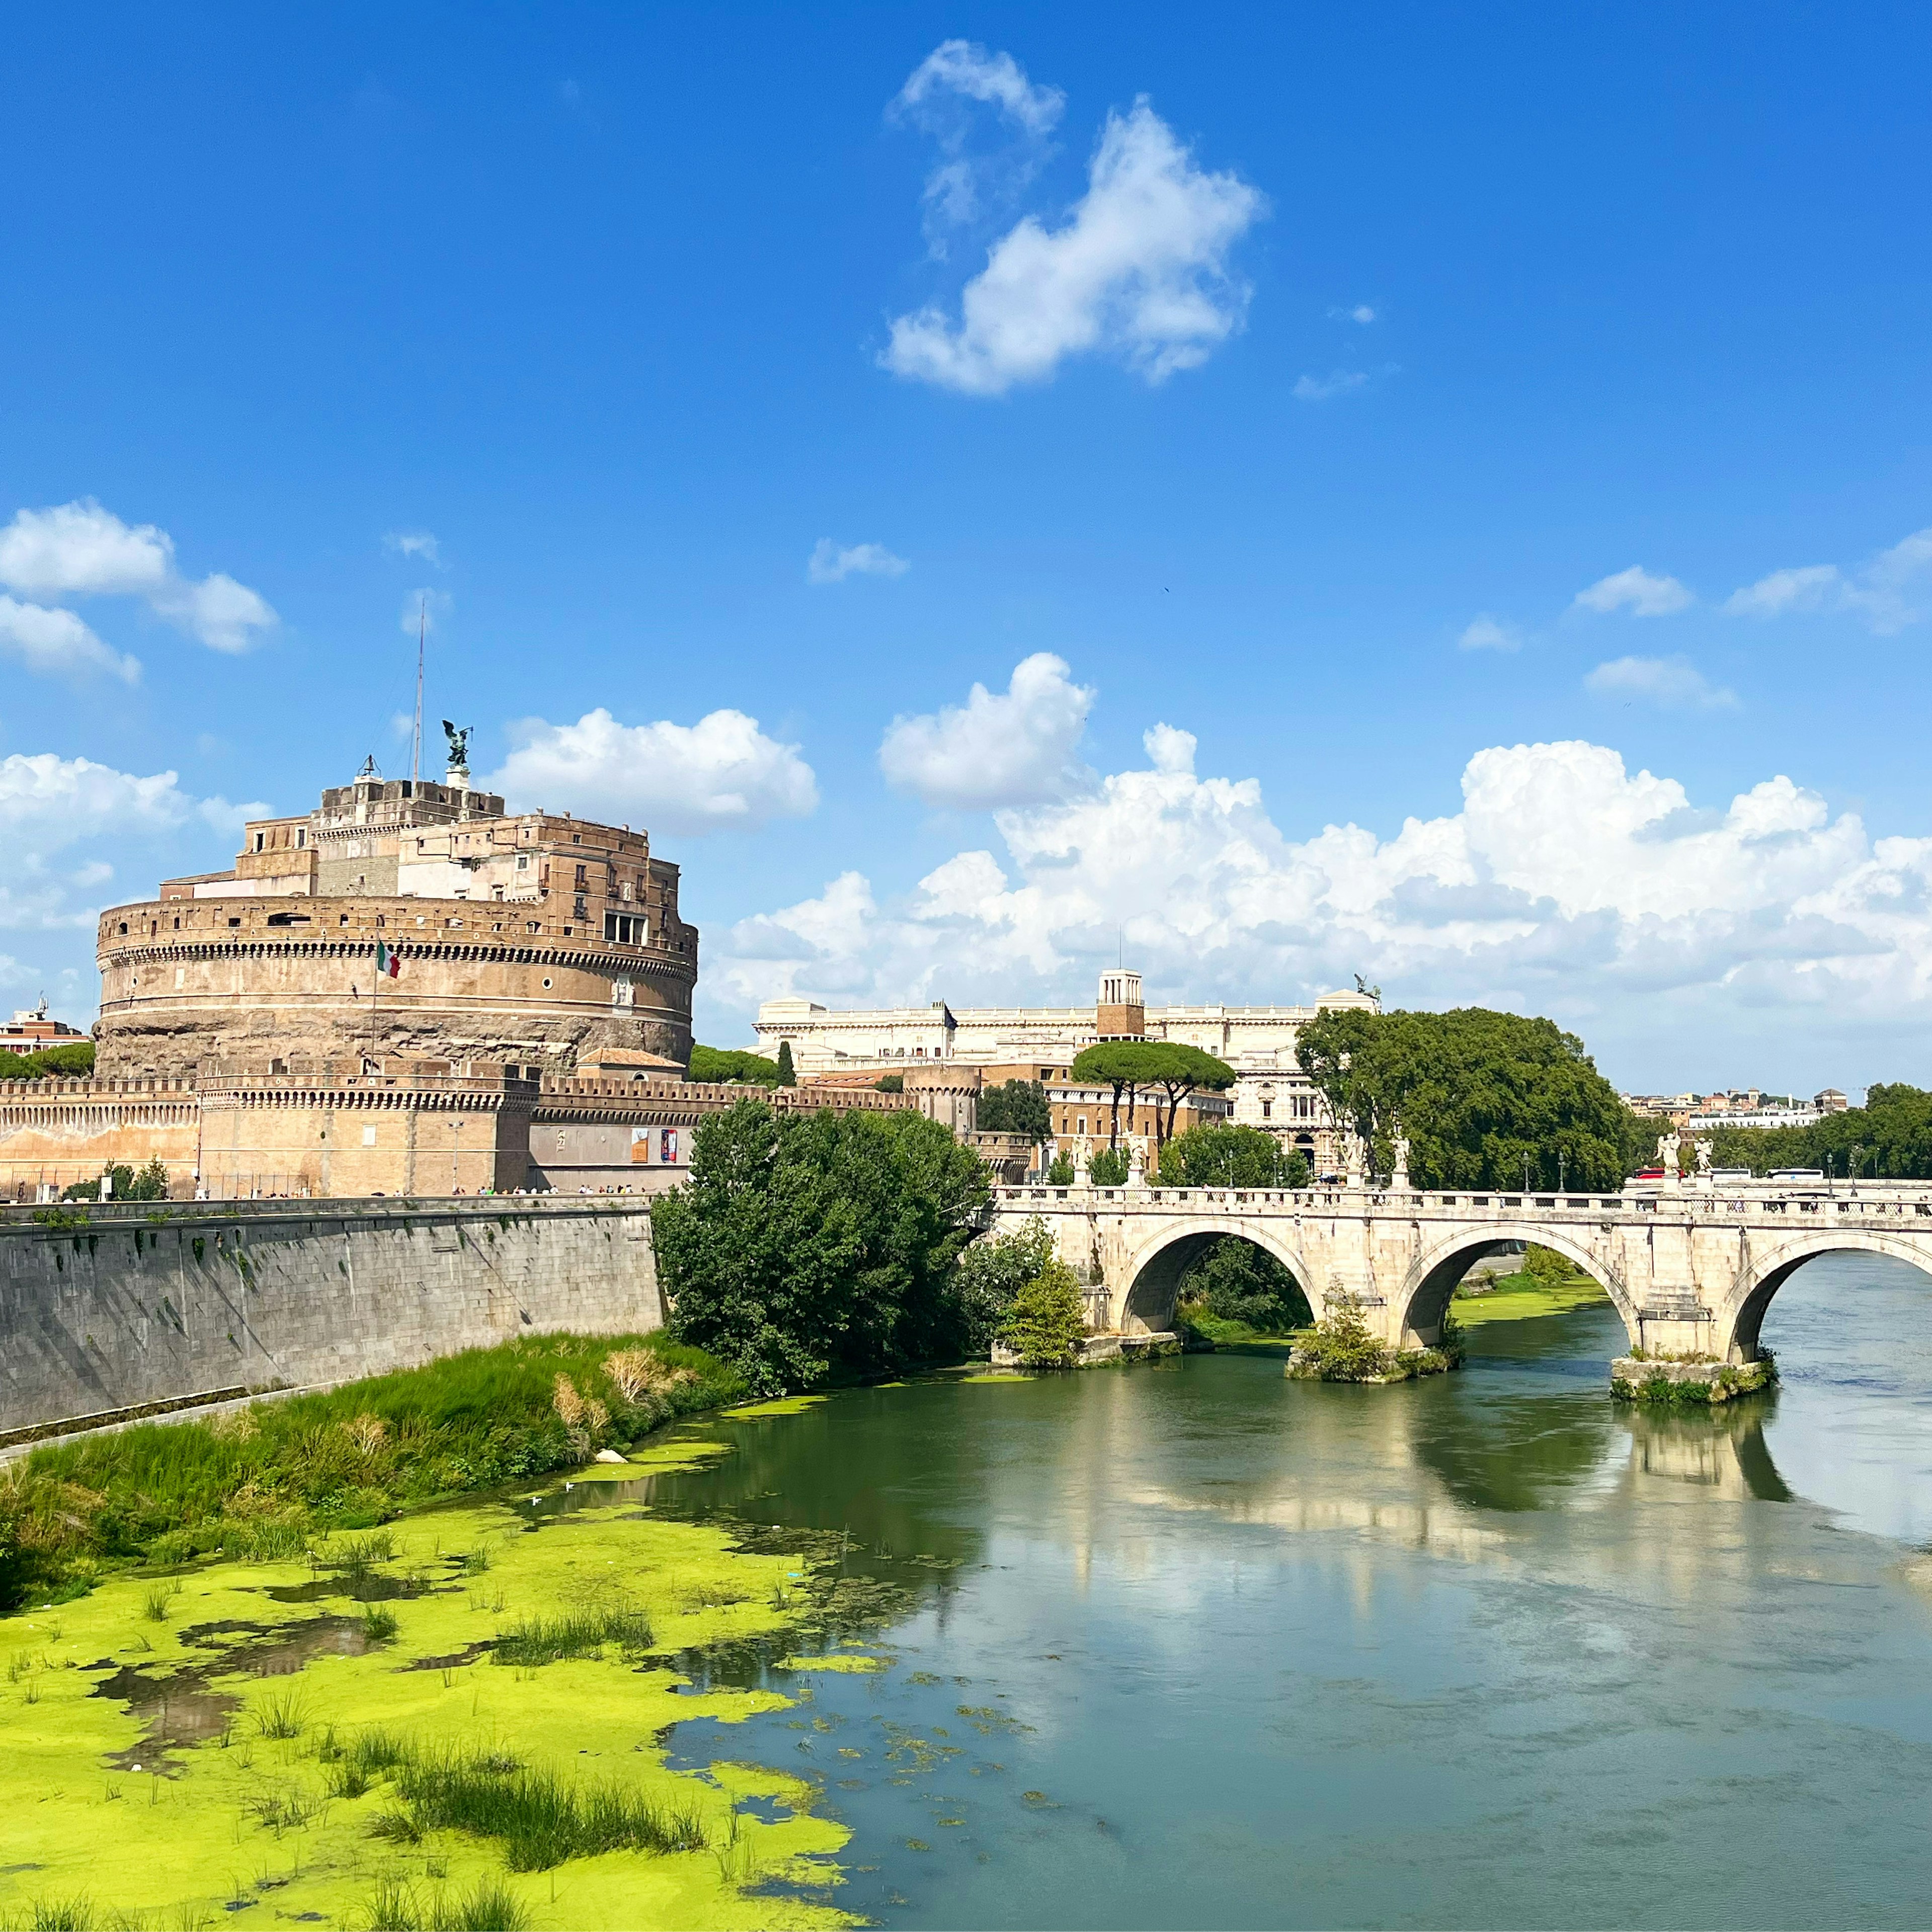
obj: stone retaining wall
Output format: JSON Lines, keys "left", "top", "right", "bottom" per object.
{"left": 0, "top": 1197, "right": 660, "bottom": 1438}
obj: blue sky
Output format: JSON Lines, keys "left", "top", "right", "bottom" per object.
{"left": 4, "top": 5, "right": 1931, "bottom": 1092}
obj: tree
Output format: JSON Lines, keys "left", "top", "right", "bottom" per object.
{"left": 1176, "top": 1236, "right": 1312, "bottom": 1331}
{"left": 1705, "top": 1083, "right": 1932, "bottom": 1179}
{"left": 0, "top": 1042, "right": 94, "bottom": 1082}
{"left": 1070, "top": 1042, "right": 1153, "bottom": 1151}
{"left": 652, "top": 1096, "right": 989, "bottom": 1395}
{"left": 978, "top": 1079, "right": 1051, "bottom": 1143}
{"left": 955, "top": 1216, "right": 1055, "bottom": 1355}
{"left": 1087, "top": 1146, "right": 1131, "bottom": 1186}
{"left": 875, "top": 1073, "right": 905, "bottom": 1094}
{"left": 1296, "top": 1005, "right": 1632, "bottom": 1189}
{"left": 688, "top": 1045, "right": 783, "bottom": 1086}
{"left": 1045, "top": 1151, "right": 1076, "bottom": 1184}
{"left": 774, "top": 1040, "right": 797, "bottom": 1088}
{"left": 1143, "top": 1043, "right": 1237, "bottom": 1146}
{"left": 999, "top": 1255, "right": 1087, "bottom": 1367}
{"left": 1155, "top": 1122, "right": 1307, "bottom": 1189}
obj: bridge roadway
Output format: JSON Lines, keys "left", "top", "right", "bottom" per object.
{"left": 988, "top": 1178, "right": 1932, "bottom": 1363}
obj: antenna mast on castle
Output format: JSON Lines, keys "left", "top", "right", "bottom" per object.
{"left": 410, "top": 598, "right": 426, "bottom": 787}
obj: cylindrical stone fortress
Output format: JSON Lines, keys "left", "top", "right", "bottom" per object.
{"left": 94, "top": 763, "right": 698, "bottom": 1079}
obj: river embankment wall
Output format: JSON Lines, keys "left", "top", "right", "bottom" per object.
{"left": 0, "top": 1197, "right": 660, "bottom": 1441}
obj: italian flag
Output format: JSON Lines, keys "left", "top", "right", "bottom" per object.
{"left": 375, "top": 940, "right": 401, "bottom": 980}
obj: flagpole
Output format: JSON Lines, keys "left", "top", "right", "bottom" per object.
{"left": 411, "top": 601, "right": 426, "bottom": 789}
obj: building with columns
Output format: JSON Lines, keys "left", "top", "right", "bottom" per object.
{"left": 756, "top": 972, "right": 1376, "bottom": 1175}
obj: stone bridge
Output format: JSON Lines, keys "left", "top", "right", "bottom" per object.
{"left": 989, "top": 1179, "right": 1932, "bottom": 1363}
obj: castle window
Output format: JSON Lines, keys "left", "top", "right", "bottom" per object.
{"left": 296, "top": 829, "right": 305, "bottom": 848}
{"left": 118, "top": 921, "right": 128, "bottom": 935}
{"left": 604, "top": 912, "right": 646, "bottom": 944}
{"left": 572, "top": 833, "right": 581, "bottom": 844}
{"left": 254, "top": 832, "right": 265, "bottom": 852}
{"left": 574, "top": 865, "right": 588, "bottom": 888}
{"left": 542, "top": 977, "right": 553, "bottom": 990}
{"left": 528, "top": 921, "right": 540, "bottom": 933}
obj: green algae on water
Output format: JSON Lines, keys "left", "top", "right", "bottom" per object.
{"left": 0, "top": 1442, "right": 858, "bottom": 1931}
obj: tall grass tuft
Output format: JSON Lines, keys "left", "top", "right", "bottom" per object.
{"left": 22, "top": 1898, "right": 94, "bottom": 1931}
{"left": 140, "top": 1584, "right": 173, "bottom": 1623}
{"left": 251, "top": 1687, "right": 306, "bottom": 1739}
{"left": 387, "top": 1746, "right": 704, "bottom": 1871}
{"left": 352, "top": 1876, "right": 532, "bottom": 1932}
{"left": 490, "top": 1607, "right": 652, "bottom": 1668}
{"left": 360, "top": 1603, "right": 399, "bottom": 1642}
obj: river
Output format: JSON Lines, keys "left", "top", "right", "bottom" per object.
{"left": 648, "top": 1253, "right": 1932, "bottom": 1930}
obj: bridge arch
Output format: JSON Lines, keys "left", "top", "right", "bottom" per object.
{"left": 1395, "top": 1223, "right": 1638, "bottom": 1351}
{"left": 1117, "top": 1217, "right": 1316, "bottom": 1335}
{"left": 1720, "top": 1228, "right": 1932, "bottom": 1360}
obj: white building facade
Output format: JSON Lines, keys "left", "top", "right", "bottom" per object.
{"left": 754, "top": 975, "right": 1378, "bottom": 1173}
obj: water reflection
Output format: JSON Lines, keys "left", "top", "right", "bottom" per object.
{"left": 648, "top": 1255, "right": 1932, "bottom": 1930}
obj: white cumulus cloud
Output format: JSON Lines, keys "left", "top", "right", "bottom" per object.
{"left": 711, "top": 728, "right": 1932, "bottom": 1078}
{"left": 488, "top": 708, "right": 818, "bottom": 836}
{"left": 1572, "top": 566, "right": 1695, "bottom": 618}
{"left": 891, "top": 41, "right": 1065, "bottom": 244}
{"left": 0, "top": 751, "right": 264, "bottom": 933}
{"left": 1727, "top": 526, "right": 1932, "bottom": 635}
{"left": 1726, "top": 563, "right": 1840, "bottom": 618}
{"left": 1458, "top": 615, "right": 1520, "bottom": 653}
{"left": 882, "top": 98, "right": 1266, "bottom": 394}
{"left": 895, "top": 40, "right": 1064, "bottom": 135}
{"left": 1585, "top": 655, "right": 1737, "bottom": 709}
{"left": 1293, "top": 368, "right": 1370, "bottom": 403}
{"left": 807, "top": 539, "right": 910, "bottom": 585}
{"left": 878, "top": 653, "right": 1095, "bottom": 810}
{"left": 0, "top": 597, "right": 141, "bottom": 684}
{"left": 1328, "top": 303, "right": 1377, "bottom": 324}
{"left": 0, "top": 499, "right": 275, "bottom": 655}
{"left": 384, "top": 530, "right": 442, "bottom": 565}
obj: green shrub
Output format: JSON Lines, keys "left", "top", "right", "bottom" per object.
{"left": 999, "top": 1257, "right": 1088, "bottom": 1367}
{"left": 955, "top": 1218, "right": 1055, "bottom": 1357}
{"left": 1154, "top": 1123, "right": 1308, "bottom": 1189}
{"left": 1085, "top": 1146, "right": 1131, "bottom": 1187}
{"left": 1290, "top": 1296, "right": 1390, "bottom": 1381}
{"left": 1045, "top": 1152, "right": 1076, "bottom": 1185}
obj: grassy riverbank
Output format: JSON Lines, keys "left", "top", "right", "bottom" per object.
{"left": 1453, "top": 1270, "right": 1608, "bottom": 1325}
{"left": 1, "top": 1331, "right": 743, "bottom": 1610}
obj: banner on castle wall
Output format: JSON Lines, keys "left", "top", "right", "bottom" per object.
{"left": 628, "top": 1128, "right": 684, "bottom": 1166}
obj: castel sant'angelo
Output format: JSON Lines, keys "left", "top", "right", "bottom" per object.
{"left": 0, "top": 741, "right": 941, "bottom": 1200}
{"left": 96, "top": 754, "right": 699, "bottom": 1079}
